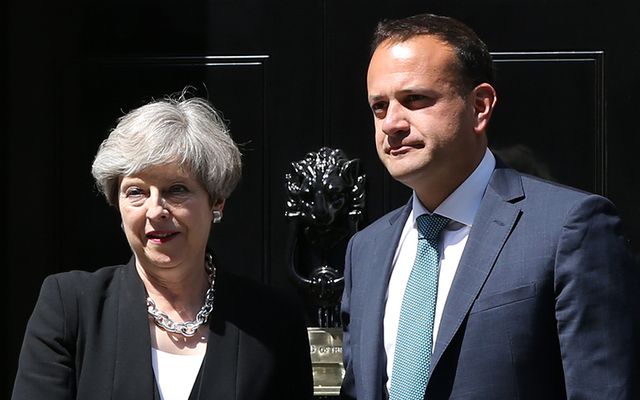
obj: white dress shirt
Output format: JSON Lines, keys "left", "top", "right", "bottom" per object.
{"left": 384, "top": 149, "right": 496, "bottom": 389}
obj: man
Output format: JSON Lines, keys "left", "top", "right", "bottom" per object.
{"left": 340, "top": 13, "right": 640, "bottom": 400}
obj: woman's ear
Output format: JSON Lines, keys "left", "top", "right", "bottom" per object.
{"left": 472, "top": 83, "right": 497, "bottom": 134}
{"left": 212, "top": 198, "right": 225, "bottom": 212}
{"left": 212, "top": 199, "right": 225, "bottom": 224}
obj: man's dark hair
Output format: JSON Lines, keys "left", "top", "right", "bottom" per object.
{"left": 371, "top": 13, "right": 495, "bottom": 94}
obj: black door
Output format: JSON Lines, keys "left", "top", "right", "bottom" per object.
{"left": 8, "top": 1, "right": 639, "bottom": 396}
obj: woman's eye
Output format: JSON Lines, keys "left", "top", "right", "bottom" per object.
{"left": 163, "top": 185, "right": 191, "bottom": 204}
{"left": 168, "top": 185, "right": 188, "bottom": 194}
{"left": 125, "top": 187, "right": 144, "bottom": 197}
{"left": 122, "top": 187, "right": 146, "bottom": 206}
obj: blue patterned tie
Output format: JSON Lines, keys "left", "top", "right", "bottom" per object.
{"left": 389, "top": 213, "right": 450, "bottom": 400}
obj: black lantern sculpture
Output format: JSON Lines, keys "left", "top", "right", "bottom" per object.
{"left": 285, "top": 147, "right": 365, "bottom": 397}
{"left": 285, "top": 147, "right": 365, "bottom": 327}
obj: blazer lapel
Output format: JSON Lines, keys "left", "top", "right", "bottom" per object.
{"left": 190, "top": 274, "right": 240, "bottom": 399}
{"left": 360, "top": 202, "right": 412, "bottom": 399}
{"left": 113, "top": 259, "right": 159, "bottom": 399}
{"left": 430, "top": 167, "right": 524, "bottom": 370}
{"left": 190, "top": 321, "right": 239, "bottom": 399}
{"left": 109, "top": 260, "right": 240, "bottom": 400}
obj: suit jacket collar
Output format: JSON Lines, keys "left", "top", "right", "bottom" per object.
{"left": 430, "top": 165, "right": 524, "bottom": 374}
{"left": 356, "top": 163, "right": 524, "bottom": 398}
{"left": 360, "top": 203, "right": 413, "bottom": 399}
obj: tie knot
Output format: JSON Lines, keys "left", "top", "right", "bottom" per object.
{"left": 417, "top": 214, "right": 450, "bottom": 240}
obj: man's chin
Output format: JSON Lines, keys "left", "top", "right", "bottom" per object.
{"left": 387, "top": 168, "right": 422, "bottom": 187}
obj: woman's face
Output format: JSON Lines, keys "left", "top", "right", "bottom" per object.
{"left": 118, "top": 162, "right": 218, "bottom": 271}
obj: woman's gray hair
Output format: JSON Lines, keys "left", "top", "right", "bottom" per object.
{"left": 91, "top": 95, "right": 242, "bottom": 206}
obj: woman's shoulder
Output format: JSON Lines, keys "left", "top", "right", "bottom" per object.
{"left": 47, "top": 263, "right": 128, "bottom": 284}
{"left": 41, "top": 263, "right": 131, "bottom": 300}
{"left": 30, "top": 263, "right": 133, "bottom": 331}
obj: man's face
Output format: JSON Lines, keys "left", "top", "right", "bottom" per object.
{"left": 367, "top": 35, "right": 485, "bottom": 199}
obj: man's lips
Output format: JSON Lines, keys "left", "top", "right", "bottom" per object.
{"left": 388, "top": 142, "right": 424, "bottom": 156}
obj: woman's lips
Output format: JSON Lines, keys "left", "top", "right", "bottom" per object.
{"left": 146, "top": 231, "right": 179, "bottom": 243}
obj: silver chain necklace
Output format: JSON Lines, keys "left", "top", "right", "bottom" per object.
{"left": 146, "top": 253, "right": 216, "bottom": 338}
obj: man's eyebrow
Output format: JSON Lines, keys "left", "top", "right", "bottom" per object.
{"left": 367, "top": 94, "right": 386, "bottom": 103}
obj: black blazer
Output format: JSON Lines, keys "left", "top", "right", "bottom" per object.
{"left": 12, "top": 258, "right": 314, "bottom": 400}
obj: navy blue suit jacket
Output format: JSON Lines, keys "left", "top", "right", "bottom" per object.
{"left": 13, "top": 259, "right": 313, "bottom": 400}
{"left": 340, "top": 165, "right": 640, "bottom": 399}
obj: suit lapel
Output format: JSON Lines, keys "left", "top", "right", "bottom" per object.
{"left": 430, "top": 167, "right": 524, "bottom": 370}
{"left": 360, "top": 202, "right": 412, "bottom": 399}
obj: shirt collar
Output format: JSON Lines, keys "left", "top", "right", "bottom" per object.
{"left": 412, "top": 148, "right": 496, "bottom": 227}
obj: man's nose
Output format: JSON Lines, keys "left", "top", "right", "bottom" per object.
{"left": 381, "top": 101, "right": 410, "bottom": 136}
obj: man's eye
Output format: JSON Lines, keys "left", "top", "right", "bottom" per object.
{"left": 371, "top": 102, "right": 387, "bottom": 118}
{"left": 403, "top": 94, "right": 434, "bottom": 109}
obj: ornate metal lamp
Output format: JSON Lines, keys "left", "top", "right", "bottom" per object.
{"left": 285, "top": 147, "right": 365, "bottom": 396}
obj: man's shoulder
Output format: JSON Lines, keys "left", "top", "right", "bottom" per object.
{"left": 521, "top": 173, "right": 587, "bottom": 194}
{"left": 518, "top": 173, "right": 609, "bottom": 206}
{"left": 495, "top": 169, "right": 619, "bottom": 221}
{"left": 492, "top": 166, "right": 609, "bottom": 203}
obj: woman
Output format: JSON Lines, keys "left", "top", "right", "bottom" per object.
{"left": 12, "top": 94, "right": 313, "bottom": 399}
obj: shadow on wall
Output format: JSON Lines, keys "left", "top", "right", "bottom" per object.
{"left": 491, "top": 144, "right": 555, "bottom": 181}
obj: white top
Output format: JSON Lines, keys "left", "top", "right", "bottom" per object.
{"left": 384, "top": 149, "right": 496, "bottom": 389}
{"left": 151, "top": 348, "right": 206, "bottom": 400}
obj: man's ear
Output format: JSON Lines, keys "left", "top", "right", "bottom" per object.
{"left": 472, "top": 83, "right": 497, "bottom": 134}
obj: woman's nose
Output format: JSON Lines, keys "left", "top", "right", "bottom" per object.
{"left": 146, "top": 195, "right": 169, "bottom": 219}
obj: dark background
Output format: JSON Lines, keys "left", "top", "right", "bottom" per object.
{"left": 7, "top": 0, "right": 639, "bottom": 397}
